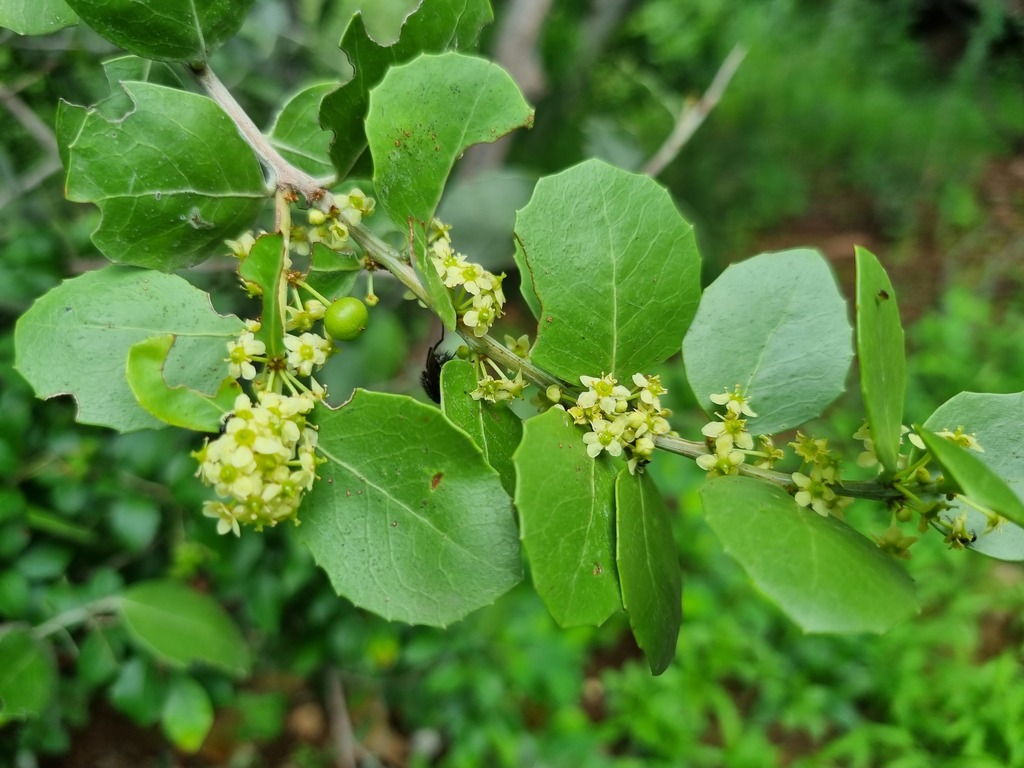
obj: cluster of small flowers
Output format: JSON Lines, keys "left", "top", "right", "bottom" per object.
{"left": 225, "top": 320, "right": 332, "bottom": 383}
{"left": 854, "top": 422, "right": 983, "bottom": 471}
{"left": 292, "top": 189, "right": 375, "bottom": 256}
{"left": 429, "top": 227, "right": 506, "bottom": 337}
{"left": 471, "top": 335, "right": 531, "bottom": 404}
{"left": 193, "top": 392, "right": 321, "bottom": 536}
{"left": 568, "top": 373, "right": 671, "bottom": 474}
{"left": 695, "top": 387, "right": 781, "bottom": 477}
{"left": 789, "top": 432, "right": 852, "bottom": 517}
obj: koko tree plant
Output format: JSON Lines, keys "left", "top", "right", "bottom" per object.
{"left": 3, "top": 0, "right": 1024, "bottom": 746}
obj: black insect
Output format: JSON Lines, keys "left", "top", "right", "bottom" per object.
{"left": 421, "top": 340, "right": 454, "bottom": 404}
{"left": 877, "top": 289, "right": 890, "bottom": 301}
{"left": 218, "top": 411, "right": 234, "bottom": 436}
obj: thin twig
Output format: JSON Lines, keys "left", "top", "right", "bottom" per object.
{"left": 0, "top": 156, "right": 63, "bottom": 210}
{"left": 0, "top": 82, "right": 60, "bottom": 155}
{"left": 643, "top": 44, "right": 747, "bottom": 177}
{"left": 326, "top": 667, "right": 358, "bottom": 768}
{"left": 30, "top": 597, "right": 121, "bottom": 640}
{"left": 189, "top": 64, "right": 326, "bottom": 205}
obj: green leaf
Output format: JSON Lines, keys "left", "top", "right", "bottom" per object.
{"left": 161, "top": 675, "right": 214, "bottom": 754}
{"left": 59, "top": 81, "right": 267, "bottom": 269}
{"left": 268, "top": 82, "right": 338, "bottom": 179}
{"left": 119, "top": 580, "right": 251, "bottom": 676}
{"left": 320, "top": 0, "right": 493, "bottom": 177}
{"left": 108, "top": 498, "right": 161, "bottom": 552}
{"left": 516, "top": 159, "right": 701, "bottom": 382}
{"left": 15, "top": 266, "right": 243, "bottom": 433}
{"left": 0, "top": 628, "right": 56, "bottom": 724}
{"left": 368, "top": 52, "right": 533, "bottom": 330}
{"left": 108, "top": 656, "right": 166, "bottom": 726}
{"left": 701, "top": 476, "right": 918, "bottom": 633}
{"left": 0, "top": 0, "right": 77, "bottom": 34}
{"left": 78, "top": 628, "right": 121, "bottom": 689}
{"left": 63, "top": 0, "right": 254, "bottom": 62}
{"left": 855, "top": 246, "right": 905, "bottom": 473}
{"left": 683, "top": 249, "right": 853, "bottom": 436}
{"left": 96, "top": 55, "right": 189, "bottom": 117}
{"left": 239, "top": 233, "right": 287, "bottom": 359}
{"left": 299, "top": 390, "right": 521, "bottom": 627}
{"left": 916, "top": 425, "right": 1024, "bottom": 530}
{"left": 127, "top": 335, "right": 241, "bottom": 432}
{"left": 370, "top": 53, "right": 532, "bottom": 231}
{"left": 514, "top": 408, "right": 621, "bottom": 627}
{"left": 923, "top": 392, "right": 1024, "bottom": 560}
{"left": 440, "top": 359, "right": 523, "bottom": 497}
{"left": 304, "top": 243, "right": 363, "bottom": 301}
{"left": 615, "top": 469, "right": 681, "bottom": 675}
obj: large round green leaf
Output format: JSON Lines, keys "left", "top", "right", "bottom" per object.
{"left": 15, "top": 266, "right": 243, "bottom": 433}
{"left": 320, "top": 0, "right": 493, "bottom": 177}
{"left": 119, "top": 580, "right": 251, "bottom": 676}
{"left": 684, "top": 249, "right": 853, "bottom": 436}
{"left": 0, "top": 0, "right": 77, "bottom": 34}
{"left": 63, "top": 0, "right": 254, "bottom": 62}
{"left": 923, "top": 392, "right": 1024, "bottom": 560}
{"left": 701, "top": 476, "right": 918, "bottom": 633}
{"left": 59, "top": 82, "right": 268, "bottom": 269}
{"left": 515, "top": 159, "right": 701, "bottom": 383}
{"left": 514, "top": 408, "right": 621, "bottom": 627}
{"left": 299, "top": 390, "right": 521, "bottom": 627}
{"left": 367, "top": 52, "right": 533, "bottom": 330}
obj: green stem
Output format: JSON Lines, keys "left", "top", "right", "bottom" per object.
{"left": 31, "top": 596, "right": 120, "bottom": 640}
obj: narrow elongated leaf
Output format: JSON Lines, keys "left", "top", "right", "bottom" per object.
{"left": 63, "top": 0, "right": 254, "bottom": 62}
{"left": 0, "top": 628, "right": 56, "bottom": 724}
{"left": 917, "top": 424, "right": 1024, "bottom": 529}
{"left": 300, "top": 390, "right": 521, "bottom": 627}
{"left": 15, "top": 267, "right": 243, "bottom": 433}
{"left": 161, "top": 676, "right": 214, "bottom": 754}
{"left": 320, "top": 0, "right": 493, "bottom": 177}
{"left": 368, "top": 52, "right": 533, "bottom": 330}
{"left": 268, "top": 82, "right": 338, "bottom": 179}
{"left": 615, "top": 470, "right": 681, "bottom": 675}
{"left": 516, "top": 159, "right": 701, "bottom": 382}
{"left": 701, "top": 476, "right": 918, "bottom": 633}
{"left": 126, "top": 335, "right": 241, "bottom": 432}
{"left": 684, "top": 249, "right": 853, "bottom": 436}
{"left": 0, "top": 0, "right": 76, "bottom": 34}
{"left": 440, "top": 359, "right": 523, "bottom": 497}
{"left": 855, "top": 247, "right": 905, "bottom": 472}
{"left": 59, "top": 81, "right": 267, "bottom": 269}
{"left": 119, "top": 580, "right": 250, "bottom": 676}
{"left": 238, "top": 234, "right": 287, "bottom": 359}
{"left": 514, "top": 408, "right": 621, "bottom": 626}
{"left": 923, "top": 392, "right": 1024, "bottom": 560}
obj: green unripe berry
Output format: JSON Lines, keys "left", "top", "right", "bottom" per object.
{"left": 323, "top": 297, "right": 369, "bottom": 340}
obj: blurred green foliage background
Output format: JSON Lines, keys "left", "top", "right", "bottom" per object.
{"left": 1, "top": 0, "right": 1023, "bottom": 765}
